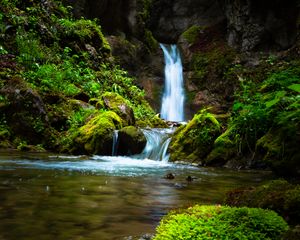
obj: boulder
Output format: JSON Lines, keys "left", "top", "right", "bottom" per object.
{"left": 74, "top": 111, "right": 122, "bottom": 155}
{"left": 0, "top": 76, "right": 49, "bottom": 144}
{"left": 117, "top": 126, "right": 146, "bottom": 155}
{"left": 101, "top": 92, "right": 135, "bottom": 126}
{"left": 169, "top": 109, "right": 221, "bottom": 163}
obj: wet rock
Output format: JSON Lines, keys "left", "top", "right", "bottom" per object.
{"left": 117, "top": 126, "right": 146, "bottom": 156}
{"left": 164, "top": 173, "right": 175, "bottom": 179}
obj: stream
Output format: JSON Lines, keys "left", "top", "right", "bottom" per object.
{"left": 0, "top": 45, "right": 272, "bottom": 239}
{"left": 0, "top": 150, "right": 271, "bottom": 240}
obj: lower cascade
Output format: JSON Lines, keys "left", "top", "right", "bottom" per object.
{"left": 136, "top": 128, "right": 174, "bottom": 162}
{"left": 112, "top": 128, "right": 174, "bottom": 162}
{"left": 160, "top": 44, "right": 185, "bottom": 122}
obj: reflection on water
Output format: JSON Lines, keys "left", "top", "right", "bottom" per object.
{"left": 0, "top": 151, "right": 271, "bottom": 240}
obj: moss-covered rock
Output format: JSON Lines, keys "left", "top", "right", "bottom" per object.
{"left": 169, "top": 109, "right": 221, "bottom": 163}
{"left": 205, "top": 127, "right": 238, "bottom": 166}
{"left": 181, "top": 25, "right": 203, "bottom": 45}
{"left": 59, "top": 18, "right": 111, "bottom": 56}
{"left": 153, "top": 205, "right": 289, "bottom": 240}
{"left": 224, "top": 180, "right": 300, "bottom": 225}
{"left": 117, "top": 126, "right": 146, "bottom": 155}
{"left": 73, "top": 111, "right": 122, "bottom": 155}
{"left": 0, "top": 76, "right": 49, "bottom": 145}
{"left": 256, "top": 129, "right": 300, "bottom": 177}
{"left": 101, "top": 92, "right": 135, "bottom": 126}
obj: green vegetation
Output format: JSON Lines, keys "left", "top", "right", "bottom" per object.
{"left": 225, "top": 180, "right": 300, "bottom": 225}
{"left": 169, "top": 109, "right": 221, "bottom": 162}
{"left": 73, "top": 111, "right": 122, "bottom": 155}
{"left": 154, "top": 205, "right": 289, "bottom": 240}
{"left": 0, "top": 0, "right": 160, "bottom": 153}
{"left": 209, "top": 62, "right": 300, "bottom": 175}
{"left": 182, "top": 25, "right": 202, "bottom": 44}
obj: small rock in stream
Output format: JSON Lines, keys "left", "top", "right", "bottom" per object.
{"left": 164, "top": 173, "right": 175, "bottom": 179}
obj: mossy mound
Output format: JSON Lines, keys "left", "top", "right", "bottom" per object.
{"left": 153, "top": 205, "right": 288, "bottom": 240}
{"left": 205, "top": 127, "right": 238, "bottom": 166}
{"left": 73, "top": 111, "right": 122, "bottom": 155}
{"left": 224, "top": 180, "right": 300, "bottom": 225}
{"left": 101, "top": 92, "right": 135, "bottom": 126}
{"left": 256, "top": 128, "right": 300, "bottom": 177}
{"left": 117, "top": 126, "right": 146, "bottom": 156}
{"left": 169, "top": 109, "right": 221, "bottom": 163}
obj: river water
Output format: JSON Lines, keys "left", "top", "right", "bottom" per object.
{"left": 0, "top": 150, "right": 271, "bottom": 240}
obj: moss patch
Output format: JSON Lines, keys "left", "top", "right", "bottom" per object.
{"left": 169, "top": 109, "right": 221, "bottom": 163}
{"left": 154, "top": 205, "right": 288, "bottom": 240}
{"left": 224, "top": 180, "right": 300, "bottom": 225}
{"left": 74, "top": 111, "right": 122, "bottom": 155}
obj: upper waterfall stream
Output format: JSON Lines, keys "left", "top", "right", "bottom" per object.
{"left": 160, "top": 44, "right": 185, "bottom": 122}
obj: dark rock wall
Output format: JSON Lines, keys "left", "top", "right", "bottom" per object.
{"left": 65, "top": 0, "right": 299, "bottom": 51}
{"left": 148, "top": 0, "right": 225, "bottom": 43}
{"left": 225, "top": 0, "right": 299, "bottom": 51}
{"left": 63, "top": 0, "right": 137, "bottom": 36}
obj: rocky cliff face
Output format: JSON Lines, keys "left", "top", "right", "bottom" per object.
{"left": 148, "top": 0, "right": 225, "bottom": 44}
{"left": 65, "top": 0, "right": 299, "bottom": 51}
{"left": 149, "top": 0, "right": 299, "bottom": 51}
{"left": 225, "top": 0, "right": 299, "bottom": 51}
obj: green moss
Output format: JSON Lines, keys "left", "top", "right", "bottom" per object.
{"left": 206, "top": 126, "right": 238, "bottom": 165}
{"left": 182, "top": 25, "right": 202, "bottom": 44}
{"left": 101, "top": 92, "right": 134, "bottom": 126}
{"left": 144, "top": 29, "right": 158, "bottom": 52}
{"left": 154, "top": 205, "right": 289, "bottom": 240}
{"left": 74, "top": 111, "right": 122, "bottom": 154}
{"left": 59, "top": 18, "right": 111, "bottom": 54}
{"left": 169, "top": 109, "right": 221, "bottom": 162}
{"left": 225, "top": 180, "right": 300, "bottom": 225}
{"left": 191, "top": 46, "right": 236, "bottom": 84}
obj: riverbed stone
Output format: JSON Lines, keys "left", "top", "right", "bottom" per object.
{"left": 117, "top": 126, "right": 146, "bottom": 156}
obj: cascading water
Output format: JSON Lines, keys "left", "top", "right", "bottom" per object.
{"left": 135, "top": 128, "right": 174, "bottom": 162}
{"left": 160, "top": 44, "right": 185, "bottom": 122}
{"left": 112, "top": 130, "right": 119, "bottom": 156}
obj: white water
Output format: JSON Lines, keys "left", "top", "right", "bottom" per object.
{"left": 136, "top": 128, "right": 174, "bottom": 162}
{"left": 160, "top": 44, "right": 185, "bottom": 122}
{"left": 112, "top": 130, "right": 119, "bottom": 156}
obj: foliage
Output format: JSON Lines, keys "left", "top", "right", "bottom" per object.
{"left": 209, "top": 62, "right": 300, "bottom": 173}
{"left": 225, "top": 180, "right": 300, "bottom": 225}
{"left": 0, "top": 0, "right": 159, "bottom": 152}
{"left": 15, "top": 28, "right": 51, "bottom": 68}
{"left": 58, "top": 18, "right": 110, "bottom": 53}
{"left": 153, "top": 205, "right": 289, "bottom": 240}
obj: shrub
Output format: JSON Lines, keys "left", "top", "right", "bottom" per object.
{"left": 154, "top": 205, "right": 289, "bottom": 240}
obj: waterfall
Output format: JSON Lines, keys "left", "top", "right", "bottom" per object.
{"left": 112, "top": 130, "right": 119, "bottom": 156}
{"left": 160, "top": 44, "right": 185, "bottom": 122}
{"left": 135, "top": 128, "right": 174, "bottom": 162}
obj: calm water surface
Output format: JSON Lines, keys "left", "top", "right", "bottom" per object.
{"left": 0, "top": 150, "right": 272, "bottom": 240}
